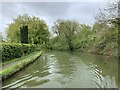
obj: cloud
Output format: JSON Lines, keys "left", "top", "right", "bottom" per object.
{"left": 24, "top": 2, "right": 71, "bottom": 16}
{"left": 1, "top": 2, "right": 106, "bottom": 38}
{"left": 1, "top": 0, "right": 108, "bottom": 2}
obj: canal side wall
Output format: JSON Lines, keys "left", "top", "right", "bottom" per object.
{"left": 0, "top": 51, "right": 42, "bottom": 81}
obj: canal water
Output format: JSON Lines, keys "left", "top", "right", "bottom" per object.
{"left": 2, "top": 51, "right": 118, "bottom": 88}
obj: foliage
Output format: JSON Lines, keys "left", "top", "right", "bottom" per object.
{"left": 49, "top": 1, "right": 118, "bottom": 57}
{"left": 4, "top": 1, "right": 118, "bottom": 57}
{"left": 74, "top": 24, "right": 93, "bottom": 49}
{"left": 52, "top": 19, "right": 79, "bottom": 51}
{"left": 6, "top": 14, "right": 50, "bottom": 46}
{"left": 88, "top": 22, "right": 118, "bottom": 56}
{"left": 0, "top": 32, "right": 4, "bottom": 42}
{"left": 1, "top": 43, "right": 37, "bottom": 62}
{"left": 50, "top": 18, "right": 118, "bottom": 56}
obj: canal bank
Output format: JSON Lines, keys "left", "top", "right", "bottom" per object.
{"left": 0, "top": 51, "right": 42, "bottom": 81}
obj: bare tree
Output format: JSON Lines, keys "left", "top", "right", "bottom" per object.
{"left": 95, "top": 0, "right": 119, "bottom": 25}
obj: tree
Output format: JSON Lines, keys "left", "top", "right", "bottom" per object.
{"left": 77, "top": 24, "right": 92, "bottom": 38}
{"left": 74, "top": 24, "right": 93, "bottom": 50}
{"left": 95, "top": 1, "right": 119, "bottom": 26}
{"left": 52, "top": 19, "right": 79, "bottom": 51}
{"left": 6, "top": 14, "right": 50, "bottom": 46}
{"left": 94, "top": 0, "right": 118, "bottom": 44}
{"left": 0, "top": 32, "right": 3, "bottom": 42}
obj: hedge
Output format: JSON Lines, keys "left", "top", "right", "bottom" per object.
{"left": 1, "top": 43, "right": 37, "bottom": 62}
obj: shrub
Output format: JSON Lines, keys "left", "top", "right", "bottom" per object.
{"left": 1, "top": 43, "right": 37, "bottom": 62}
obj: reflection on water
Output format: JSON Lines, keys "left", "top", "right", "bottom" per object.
{"left": 2, "top": 50, "right": 118, "bottom": 88}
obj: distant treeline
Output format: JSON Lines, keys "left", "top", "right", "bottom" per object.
{"left": 0, "top": 1, "right": 118, "bottom": 57}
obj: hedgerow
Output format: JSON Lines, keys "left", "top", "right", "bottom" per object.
{"left": 1, "top": 43, "right": 37, "bottom": 62}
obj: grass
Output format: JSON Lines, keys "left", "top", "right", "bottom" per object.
{"left": 0, "top": 51, "right": 38, "bottom": 66}
{"left": 0, "top": 51, "right": 42, "bottom": 81}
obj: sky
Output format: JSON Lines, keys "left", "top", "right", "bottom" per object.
{"left": 0, "top": 0, "right": 109, "bottom": 38}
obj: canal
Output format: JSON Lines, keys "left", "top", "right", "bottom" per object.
{"left": 2, "top": 50, "right": 118, "bottom": 88}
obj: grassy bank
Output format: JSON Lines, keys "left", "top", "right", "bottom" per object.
{"left": 0, "top": 51, "right": 42, "bottom": 81}
{"left": 1, "top": 51, "right": 38, "bottom": 67}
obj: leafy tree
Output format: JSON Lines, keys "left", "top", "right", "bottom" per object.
{"left": 52, "top": 19, "right": 79, "bottom": 51}
{"left": 6, "top": 14, "right": 50, "bottom": 46}
{"left": 77, "top": 24, "right": 92, "bottom": 39}
{"left": 73, "top": 24, "right": 94, "bottom": 51}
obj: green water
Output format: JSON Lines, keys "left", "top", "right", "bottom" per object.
{"left": 2, "top": 51, "right": 118, "bottom": 88}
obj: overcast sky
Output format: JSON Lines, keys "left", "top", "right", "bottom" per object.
{"left": 0, "top": 0, "right": 108, "bottom": 38}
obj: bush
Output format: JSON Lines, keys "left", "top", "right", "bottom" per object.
{"left": 1, "top": 43, "right": 37, "bottom": 62}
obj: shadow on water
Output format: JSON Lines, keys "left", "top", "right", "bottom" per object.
{"left": 2, "top": 50, "right": 118, "bottom": 88}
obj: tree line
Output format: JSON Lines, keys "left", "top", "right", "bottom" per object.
{"left": 0, "top": 1, "right": 119, "bottom": 56}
